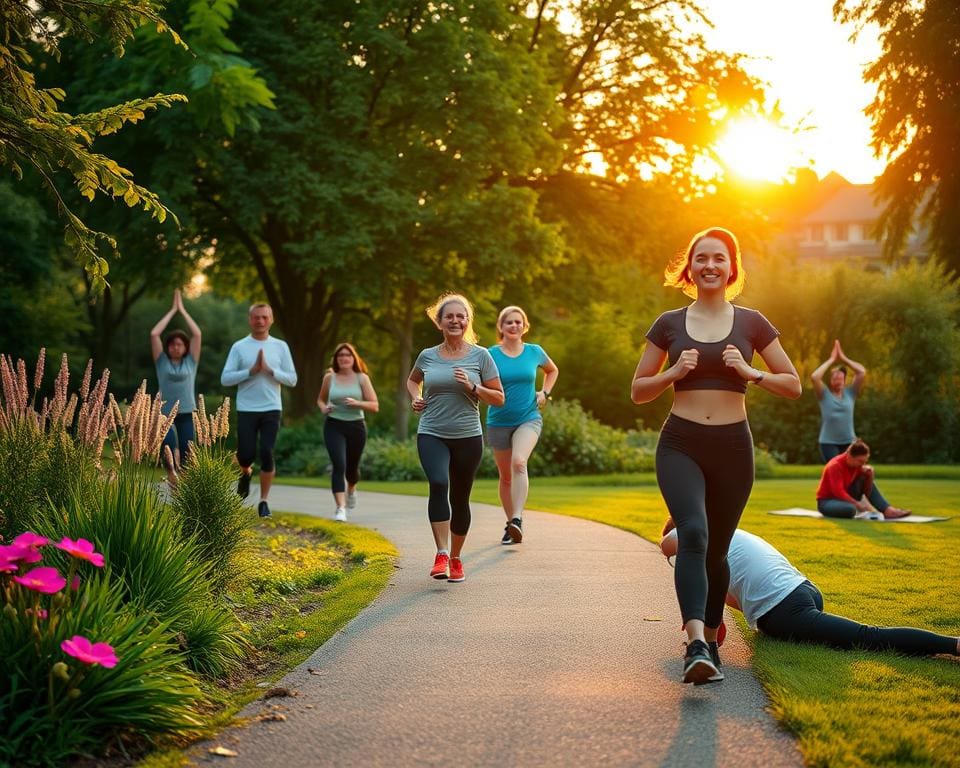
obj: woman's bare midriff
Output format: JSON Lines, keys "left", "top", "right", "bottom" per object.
{"left": 671, "top": 389, "right": 747, "bottom": 425}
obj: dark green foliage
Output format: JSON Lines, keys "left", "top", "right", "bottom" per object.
{"left": 170, "top": 444, "right": 252, "bottom": 595}
{"left": 0, "top": 574, "right": 202, "bottom": 768}
{"left": 27, "top": 467, "right": 246, "bottom": 675}
{"left": 0, "top": 422, "right": 99, "bottom": 540}
{"left": 836, "top": 0, "right": 960, "bottom": 273}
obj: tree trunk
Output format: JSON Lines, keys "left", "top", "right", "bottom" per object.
{"left": 393, "top": 295, "right": 416, "bottom": 441}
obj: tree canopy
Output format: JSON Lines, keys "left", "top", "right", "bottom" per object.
{"left": 835, "top": 0, "right": 960, "bottom": 273}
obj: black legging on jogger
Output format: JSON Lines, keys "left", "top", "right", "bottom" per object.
{"left": 323, "top": 417, "right": 367, "bottom": 494}
{"left": 417, "top": 434, "right": 484, "bottom": 536}
{"left": 656, "top": 414, "right": 754, "bottom": 628}
{"left": 758, "top": 581, "right": 958, "bottom": 655}
{"left": 236, "top": 410, "right": 281, "bottom": 472}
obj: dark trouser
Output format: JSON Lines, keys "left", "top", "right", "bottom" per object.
{"left": 819, "top": 442, "right": 851, "bottom": 462}
{"left": 656, "top": 414, "right": 754, "bottom": 628}
{"left": 324, "top": 417, "right": 367, "bottom": 494}
{"left": 817, "top": 476, "right": 890, "bottom": 519}
{"left": 161, "top": 412, "right": 196, "bottom": 469}
{"left": 417, "top": 434, "right": 484, "bottom": 536}
{"left": 758, "top": 581, "right": 957, "bottom": 655}
{"left": 237, "top": 410, "right": 282, "bottom": 472}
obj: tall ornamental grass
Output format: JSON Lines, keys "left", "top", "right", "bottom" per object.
{"left": 170, "top": 396, "right": 252, "bottom": 596}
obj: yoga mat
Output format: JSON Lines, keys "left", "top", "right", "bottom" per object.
{"left": 769, "top": 507, "right": 949, "bottom": 523}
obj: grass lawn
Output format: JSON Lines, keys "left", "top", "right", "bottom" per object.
{"left": 283, "top": 471, "right": 960, "bottom": 768}
{"left": 140, "top": 513, "right": 396, "bottom": 768}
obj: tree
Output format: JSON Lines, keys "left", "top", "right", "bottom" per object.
{"left": 35, "top": 0, "right": 276, "bottom": 366}
{"left": 0, "top": 0, "right": 189, "bottom": 288}
{"left": 835, "top": 0, "right": 960, "bottom": 273}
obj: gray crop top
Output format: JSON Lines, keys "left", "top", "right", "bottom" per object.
{"left": 645, "top": 306, "right": 779, "bottom": 394}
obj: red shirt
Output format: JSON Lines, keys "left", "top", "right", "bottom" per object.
{"left": 816, "top": 453, "right": 863, "bottom": 503}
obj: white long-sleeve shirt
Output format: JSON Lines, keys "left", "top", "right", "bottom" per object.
{"left": 220, "top": 335, "right": 297, "bottom": 412}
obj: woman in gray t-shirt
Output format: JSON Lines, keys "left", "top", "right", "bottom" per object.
{"left": 406, "top": 293, "right": 503, "bottom": 583}
{"left": 150, "top": 289, "right": 202, "bottom": 486}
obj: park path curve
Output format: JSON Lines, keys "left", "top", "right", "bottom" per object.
{"left": 187, "top": 486, "right": 802, "bottom": 768}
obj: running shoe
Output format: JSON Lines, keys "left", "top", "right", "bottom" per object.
{"left": 430, "top": 552, "right": 450, "bottom": 579}
{"left": 507, "top": 517, "right": 523, "bottom": 544}
{"left": 347, "top": 489, "right": 358, "bottom": 509}
{"left": 334, "top": 507, "right": 347, "bottom": 522}
{"left": 257, "top": 500, "right": 271, "bottom": 518}
{"left": 682, "top": 639, "right": 719, "bottom": 685}
{"left": 501, "top": 526, "right": 513, "bottom": 545}
{"left": 707, "top": 641, "right": 725, "bottom": 682}
{"left": 237, "top": 470, "right": 251, "bottom": 499}
{"left": 447, "top": 557, "right": 465, "bottom": 583}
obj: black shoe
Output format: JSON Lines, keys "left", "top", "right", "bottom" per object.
{"left": 501, "top": 526, "right": 513, "bottom": 545}
{"left": 707, "top": 641, "right": 725, "bottom": 682}
{"left": 237, "top": 471, "right": 251, "bottom": 499}
{"left": 682, "top": 639, "right": 719, "bottom": 685}
{"left": 507, "top": 517, "right": 523, "bottom": 544}
{"left": 257, "top": 500, "right": 271, "bottom": 518}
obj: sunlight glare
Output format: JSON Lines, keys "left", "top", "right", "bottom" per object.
{"left": 713, "top": 119, "right": 807, "bottom": 182}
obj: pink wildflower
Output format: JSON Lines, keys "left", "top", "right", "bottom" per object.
{"left": 71, "top": 575, "right": 81, "bottom": 591}
{"left": 0, "top": 549, "right": 21, "bottom": 573}
{"left": 25, "top": 607, "right": 49, "bottom": 620}
{"left": 61, "top": 636, "right": 119, "bottom": 668}
{"left": 13, "top": 567, "right": 66, "bottom": 594}
{"left": 13, "top": 532, "right": 49, "bottom": 549}
{"left": 55, "top": 538, "right": 105, "bottom": 568}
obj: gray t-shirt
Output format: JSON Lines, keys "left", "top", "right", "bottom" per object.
{"left": 818, "top": 386, "right": 857, "bottom": 443}
{"left": 413, "top": 345, "right": 500, "bottom": 439}
{"left": 155, "top": 353, "right": 197, "bottom": 415}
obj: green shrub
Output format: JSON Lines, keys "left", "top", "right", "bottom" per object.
{"left": 0, "top": 547, "right": 202, "bottom": 768}
{"left": 27, "top": 467, "right": 245, "bottom": 676}
{"left": 171, "top": 444, "right": 252, "bottom": 595}
{"left": 273, "top": 412, "right": 328, "bottom": 476}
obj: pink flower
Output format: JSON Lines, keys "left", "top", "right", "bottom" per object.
{"left": 55, "top": 537, "right": 104, "bottom": 567}
{"left": 61, "top": 636, "right": 118, "bottom": 668}
{"left": 13, "top": 567, "right": 66, "bottom": 594}
{"left": 0, "top": 542, "right": 41, "bottom": 565}
{"left": 71, "top": 575, "right": 81, "bottom": 591}
{"left": 25, "top": 607, "right": 49, "bottom": 620}
{"left": 13, "top": 532, "right": 50, "bottom": 549}
{"left": 0, "top": 545, "right": 25, "bottom": 572}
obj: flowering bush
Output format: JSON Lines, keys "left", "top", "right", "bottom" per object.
{"left": 0, "top": 530, "right": 202, "bottom": 767}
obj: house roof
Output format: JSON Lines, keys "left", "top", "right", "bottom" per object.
{"left": 803, "top": 182, "right": 881, "bottom": 224}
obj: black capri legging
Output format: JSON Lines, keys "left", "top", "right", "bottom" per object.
{"left": 758, "top": 581, "right": 957, "bottom": 656}
{"left": 237, "top": 410, "right": 282, "bottom": 472}
{"left": 656, "top": 414, "right": 754, "bottom": 628}
{"left": 417, "top": 434, "right": 484, "bottom": 536}
{"left": 324, "top": 417, "right": 367, "bottom": 494}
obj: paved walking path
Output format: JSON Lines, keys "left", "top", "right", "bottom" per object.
{"left": 188, "top": 486, "right": 802, "bottom": 767}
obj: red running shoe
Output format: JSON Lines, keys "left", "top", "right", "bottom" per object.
{"left": 448, "top": 557, "right": 465, "bottom": 583}
{"left": 430, "top": 552, "right": 449, "bottom": 579}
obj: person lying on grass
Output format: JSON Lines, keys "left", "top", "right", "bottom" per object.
{"left": 660, "top": 519, "right": 959, "bottom": 657}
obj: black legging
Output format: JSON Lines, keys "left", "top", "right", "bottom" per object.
{"left": 236, "top": 410, "right": 281, "bottom": 472}
{"left": 758, "top": 581, "right": 957, "bottom": 655}
{"left": 417, "top": 434, "right": 484, "bottom": 536}
{"left": 324, "top": 417, "right": 367, "bottom": 494}
{"left": 656, "top": 414, "right": 754, "bottom": 628}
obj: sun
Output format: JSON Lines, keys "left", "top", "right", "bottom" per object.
{"left": 713, "top": 118, "right": 808, "bottom": 183}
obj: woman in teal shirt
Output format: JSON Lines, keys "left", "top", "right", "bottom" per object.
{"left": 487, "top": 306, "right": 559, "bottom": 545}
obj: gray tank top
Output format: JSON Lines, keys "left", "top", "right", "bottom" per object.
{"left": 327, "top": 373, "right": 365, "bottom": 421}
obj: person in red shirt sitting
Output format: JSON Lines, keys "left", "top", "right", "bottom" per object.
{"left": 816, "top": 439, "right": 911, "bottom": 519}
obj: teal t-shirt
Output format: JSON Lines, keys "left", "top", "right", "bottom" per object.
{"left": 486, "top": 343, "right": 550, "bottom": 428}
{"left": 327, "top": 372, "right": 365, "bottom": 422}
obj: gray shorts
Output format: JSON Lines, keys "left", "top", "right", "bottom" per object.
{"left": 486, "top": 419, "right": 543, "bottom": 451}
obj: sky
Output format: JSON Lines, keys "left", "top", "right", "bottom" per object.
{"left": 697, "top": 0, "right": 885, "bottom": 184}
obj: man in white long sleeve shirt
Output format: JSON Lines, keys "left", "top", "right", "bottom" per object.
{"left": 220, "top": 303, "right": 298, "bottom": 517}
